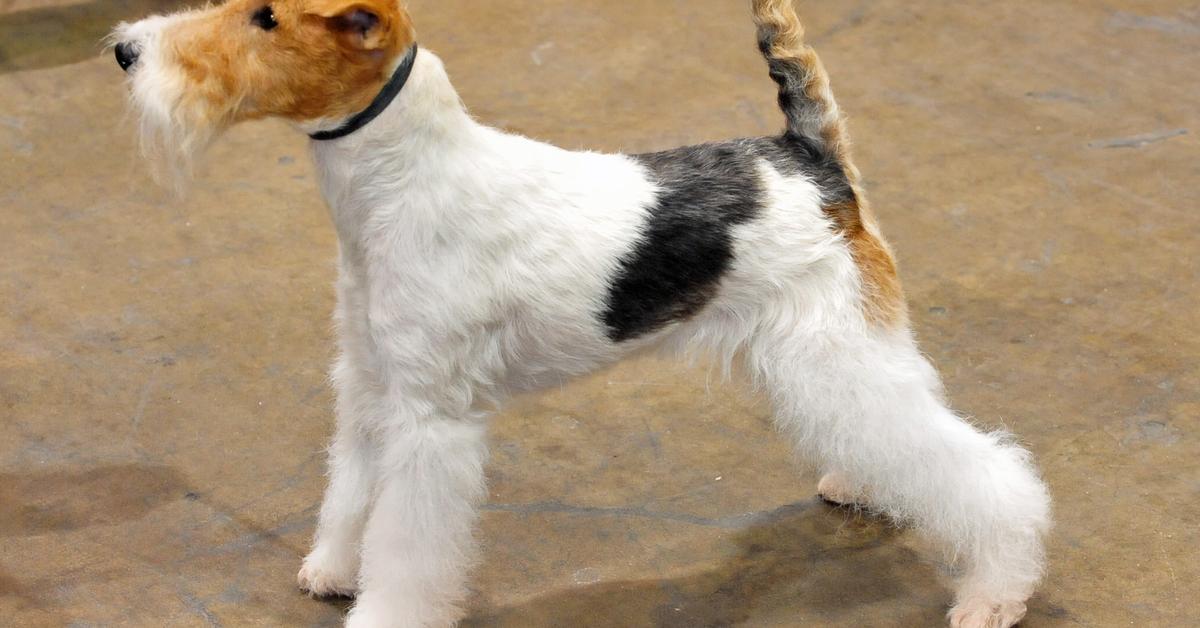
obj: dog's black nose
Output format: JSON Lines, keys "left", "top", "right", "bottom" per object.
{"left": 114, "top": 42, "right": 139, "bottom": 72}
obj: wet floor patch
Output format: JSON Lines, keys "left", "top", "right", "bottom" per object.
{"left": 0, "top": 463, "right": 188, "bottom": 536}
{"left": 0, "top": 0, "right": 190, "bottom": 73}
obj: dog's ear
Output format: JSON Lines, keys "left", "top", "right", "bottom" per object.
{"left": 307, "top": 0, "right": 404, "bottom": 51}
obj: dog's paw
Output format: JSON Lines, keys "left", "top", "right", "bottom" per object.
{"left": 817, "top": 472, "right": 864, "bottom": 506}
{"left": 948, "top": 597, "right": 1027, "bottom": 628}
{"left": 298, "top": 552, "right": 358, "bottom": 598}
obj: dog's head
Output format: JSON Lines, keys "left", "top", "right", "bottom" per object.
{"left": 112, "top": 0, "right": 415, "bottom": 179}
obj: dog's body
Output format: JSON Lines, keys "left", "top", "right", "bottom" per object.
{"left": 114, "top": 1, "right": 1051, "bottom": 626}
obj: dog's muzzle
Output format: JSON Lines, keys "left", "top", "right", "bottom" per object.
{"left": 114, "top": 42, "right": 140, "bottom": 72}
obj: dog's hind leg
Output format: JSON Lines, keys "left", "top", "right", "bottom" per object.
{"left": 748, "top": 328, "right": 1050, "bottom": 628}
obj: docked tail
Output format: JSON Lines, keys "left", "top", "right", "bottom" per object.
{"left": 752, "top": 0, "right": 857, "bottom": 180}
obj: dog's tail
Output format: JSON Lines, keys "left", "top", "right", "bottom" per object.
{"left": 752, "top": 0, "right": 856, "bottom": 179}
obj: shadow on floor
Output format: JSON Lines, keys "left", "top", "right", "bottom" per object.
{"left": 458, "top": 500, "right": 949, "bottom": 627}
{"left": 0, "top": 462, "right": 188, "bottom": 536}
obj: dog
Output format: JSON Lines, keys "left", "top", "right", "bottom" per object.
{"left": 112, "top": 1, "right": 1052, "bottom": 626}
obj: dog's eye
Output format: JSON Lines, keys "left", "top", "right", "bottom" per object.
{"left": 251, "top": 5, "right": 278, "bottom": 31}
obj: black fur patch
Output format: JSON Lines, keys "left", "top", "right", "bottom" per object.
{"left": 601, "top": 142, "right": 766, "bottom": 342}
{"left": 751, "top": 134, "right": 862, "bottom": 238}
{"left": 744, "top": 136, "right": 855, "bottom": 206}
{"left": 601, "top": 135, "right": 857, "bottom": 342}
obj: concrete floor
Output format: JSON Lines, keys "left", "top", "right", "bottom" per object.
{"left": 2, "top": 0, "right": 1197, "bottom": 626}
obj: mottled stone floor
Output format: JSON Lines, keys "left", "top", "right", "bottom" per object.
{"left": 1, "top": 0, "right": 1197, "bottom": 626}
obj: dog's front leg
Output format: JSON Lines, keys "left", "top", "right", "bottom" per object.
{"left": 299, "top": 352, "right": 380, "bottom": 597}
{"left": 300, "top": 261, "right": 382, "bottom": 597}
{"left": 345, "top": 413, "right": 488, "bottom": 628}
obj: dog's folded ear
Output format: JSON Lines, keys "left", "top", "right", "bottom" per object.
{"left": 307, "top": 0, "right": 402, "bottom": 51}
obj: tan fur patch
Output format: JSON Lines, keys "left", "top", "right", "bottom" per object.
{"left": 165, "top": 0, "right": 415, "bottom": 129}
{"left": 849, "top": 218, "right": 907, "bottom": 329}
{"left": 826, "top": 198, "right": 908, "bottom": 329}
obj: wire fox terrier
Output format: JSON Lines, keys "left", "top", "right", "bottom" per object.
{"left": 113, "top": 1, "right": 1051, "bottom": 626}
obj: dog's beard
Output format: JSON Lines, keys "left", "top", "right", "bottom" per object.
{"left": 129, "top": 70, "right": 220, "bottom": 192}
{"left": 114, "top": 25, "right": 224, "bottom": 192}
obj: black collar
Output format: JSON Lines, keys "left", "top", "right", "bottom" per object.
{"left": 310, "top": 45, "right": 419, "bottom": 141}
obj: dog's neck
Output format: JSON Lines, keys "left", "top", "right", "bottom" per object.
{"left": 308, "top": 49, "right": 487, "bottom": 256}
{"left": 309, "top": 50, "right": 476, "bottom": 156}
{"left": 309, "top": 46, "right": 420, "bottom": 142}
